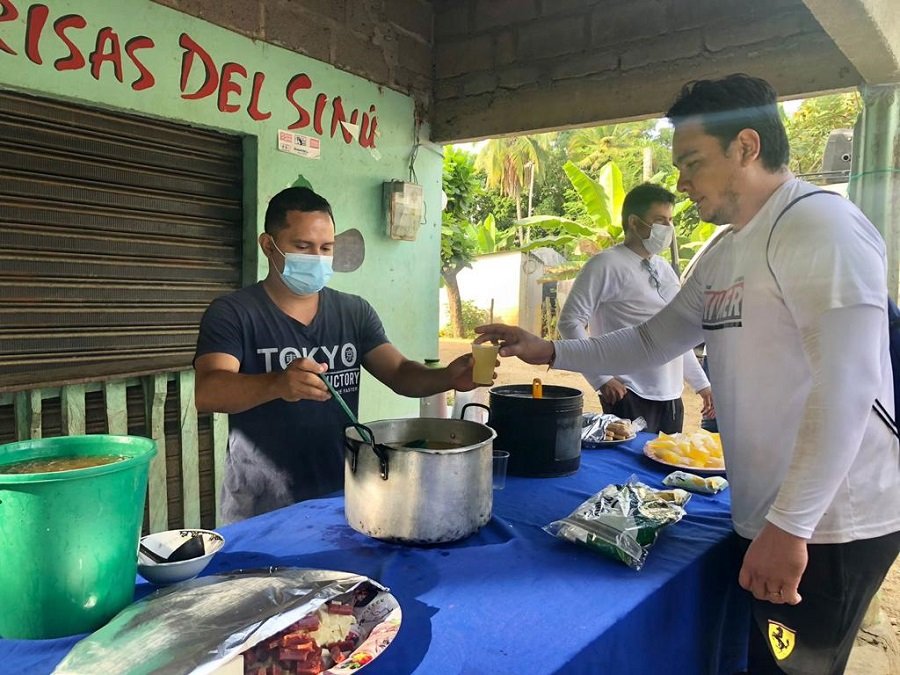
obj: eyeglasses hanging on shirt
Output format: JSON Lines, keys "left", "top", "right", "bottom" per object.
{"left": 641, "top": 258, "right": 665, "bottom": 300}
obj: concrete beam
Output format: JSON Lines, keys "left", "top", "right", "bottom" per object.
{"left": 802, "top": 0, "right": 900, "bottom": 84}
{"left": 432, "top": 31, "right": 860, "bottom": 143}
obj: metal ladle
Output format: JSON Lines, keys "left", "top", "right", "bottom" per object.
{"left": 320, "top": 373, "right": 393, "bottom": 480}
{"left": 139, "top": 534, "right": 205, "bottom": 564}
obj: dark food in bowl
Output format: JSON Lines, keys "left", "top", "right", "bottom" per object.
{"left": 0, "top": 455, "right": 127, "bottom": 474}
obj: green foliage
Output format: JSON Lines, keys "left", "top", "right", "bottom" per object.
{"left": 442, "top": 147, "right": 481, "bottom": 217}
{"left": 531, "top": 133, "right": 573, "bottom": 217}
{"left": 439, "top": 300, "right": 489, "bottom": 338}
{"left": 472, "top": 189, "right": 516, "bottom": 231}
{"left": 784, "top": 93, "right": 861, "bottom": 175}
{"left": 461, "top": 214, "right": 517, "bottom": 255}
{"left": 476, "top": 137, "right": 545, "bottom": 208}
{"left": 517, "top": 160, "right": 626, "bottom": 257}
{"left": 440, "top": 217, "right": 476, "bottom": 276}
{"left": 448, "top": 91, "right": 857, "bottom": 280}
{"left": 441, "top": 149, "right": 481, "bottom": 275}
{"left": 567, "top": 122, "right": 674, "bottom": 188}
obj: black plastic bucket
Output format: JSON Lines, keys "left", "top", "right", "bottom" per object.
{"left": 485, "top": 384, "right": 584, "bottom": 477}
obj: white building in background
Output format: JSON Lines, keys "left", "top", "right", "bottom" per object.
{"left": 439, "top": 247, "right": 566, "bottom": 335}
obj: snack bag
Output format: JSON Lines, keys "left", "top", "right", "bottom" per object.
{"left": 662, "top": 470, "right": 729, "bottom": 495}
{"left": 544, "top": 475, "right": 690, "bottom": 570}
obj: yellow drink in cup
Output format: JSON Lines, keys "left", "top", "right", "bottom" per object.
{"left": 471, "top": 343, "right": 499, "bottom": 385}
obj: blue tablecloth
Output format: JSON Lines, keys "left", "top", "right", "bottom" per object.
{"left": 1, "top": 432, "right": 749, "bottom": 674}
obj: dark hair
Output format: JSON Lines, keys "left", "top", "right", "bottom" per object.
{"left": 622, "top": 183, "right": 676, "bottom": 227}
{"left": 264, "top": 186, "right": 334, "bottom": 234}
{"left": 666, "top": 73, "right": 789, "bottom": 171}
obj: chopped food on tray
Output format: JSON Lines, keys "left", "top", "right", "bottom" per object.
{"left": 53, "top": 569, "right": 399, "bottom": 675}
{"left": 645, "top": 429, "right": 725, "bottom": 469}
{"left": 243, "top": 602, "right": 359, "bottom": 674}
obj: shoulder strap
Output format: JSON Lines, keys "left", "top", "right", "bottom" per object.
{"left": 874, "top": 399, "right": 899, "bottom": 438}
{"left": 764, "top": 190, "right": 837, "bottom": 294}
{"left": 763, "top": 189, "right": 900, "bottom": 440}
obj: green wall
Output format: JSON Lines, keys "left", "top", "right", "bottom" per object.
{"left": 0, "top": 0, "right": 442, "bottom": 420}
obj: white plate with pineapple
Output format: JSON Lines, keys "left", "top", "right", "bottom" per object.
{"left": 643, "top": 430, "right": 726, "bottom": 475}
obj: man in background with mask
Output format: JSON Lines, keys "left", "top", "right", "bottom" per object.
{"left": 558, "top": 183, "right": 713, "bottom": 432}
{"left": 194, "top": 186, "right": 480, "bottom": 523}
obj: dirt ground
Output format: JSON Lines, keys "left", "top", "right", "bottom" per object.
{"left": 439, "top": 338, "right": 900, "bottom": 672}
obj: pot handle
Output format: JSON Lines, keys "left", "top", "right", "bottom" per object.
{"left": 347, "top": 423, "right": 390, "bottom": 480}
{"left": 460, "top": 402, "right": 490, "bottom": 423}
{"left": 344, "top": 424, "right": 361, "bottom": 474}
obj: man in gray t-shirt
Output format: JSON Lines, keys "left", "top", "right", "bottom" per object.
{"left": 194, "top": 186, "right": 481, "bottom": 523}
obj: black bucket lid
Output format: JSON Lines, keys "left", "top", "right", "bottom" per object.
{"left": 489, "top": 384, "right": 583, "bottom": 414}
{"left": 490, "top": 384, "right": 583, "bottom": 400}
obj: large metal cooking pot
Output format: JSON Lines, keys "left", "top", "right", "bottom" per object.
{"left": 344, "top": 417, "right": 496, "bottom": 544}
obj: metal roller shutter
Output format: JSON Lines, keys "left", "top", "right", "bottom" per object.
{"left": 0, "top": 89, "right": 244, "bottom": 391}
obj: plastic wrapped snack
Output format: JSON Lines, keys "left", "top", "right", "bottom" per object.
{"left": 663, "top": 470, "right": 729, "bottom": 495}
{"left": 581, "top": 414, "right": 647, "bottom": 447}
{"left": 544, "top": 475, "right": 690, "bottom": 570}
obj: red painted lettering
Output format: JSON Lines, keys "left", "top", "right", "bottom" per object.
{"left": 179, "top": 33, "right": 218, "bottom": 100}
{"left": 359, "top": 105, "right": 378, "bottom": 148}
{"left": 25, "top": 3, "right": 49, "bottom": 64}
{"left": 217, "top": 61, "right": 245, "bottom": 113}
{"left": 330, "top": 97, "right": 358, "bottom": 144}
{"left": 0, "top": 0, "right": 19, "bottom": 55}
{"left": 285, "top": 73, "right": 312, "bottom": 130}
{"left": 53, "top": 14, "right": 87, "bottom": 72}
{"left": 125, "top": 36, "right": 154, "bottom": 91}
{"left": 313, "top": 93, "right": 328, "bottom": 135}
{"left": 89, "top": 27, "right": 123, "bottom": 81}
{"left": 247, "top": 71, "right": 270, "bottom": 121}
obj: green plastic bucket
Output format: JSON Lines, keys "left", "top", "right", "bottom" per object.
{"left": 0, "top": 434, "right": 156, "bottom": 639}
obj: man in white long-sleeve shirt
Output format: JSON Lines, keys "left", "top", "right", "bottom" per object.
{"left": 477, "top": 74, "right": 900, "bottom": 674}
{"left": 558, "top": 183, "right": 713, "bottom": 432}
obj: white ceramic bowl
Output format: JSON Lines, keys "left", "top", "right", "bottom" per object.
{"left": 137, "top": 528, "right": 225, "bottom": 586}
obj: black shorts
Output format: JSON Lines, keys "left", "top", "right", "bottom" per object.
{"left": 601, "top": 389, "right": 683, "bottom": 434}
{"left": 735, "top": 530, "right": 900, "bottom": 674}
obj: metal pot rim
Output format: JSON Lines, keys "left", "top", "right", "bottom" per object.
{"left": 344, "top": 417, "right": 496, "bottom": 455}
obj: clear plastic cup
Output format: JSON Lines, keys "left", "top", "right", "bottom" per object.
{"left": 471, "top": 342, "right": 499, "bottom": 385}
{"left": 492, "top": 450, "right": 510, "bottom": 490}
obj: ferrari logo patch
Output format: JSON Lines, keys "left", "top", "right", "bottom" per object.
{"left": 768, "top": 620, "right": 796, "bottom": 660}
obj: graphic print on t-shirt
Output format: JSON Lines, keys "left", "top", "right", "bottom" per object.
{"left": 702, "top": 278, "right": 744, "bottom": 330}
{"left": 255, "top": 342, "right": 362, "bottom": 394}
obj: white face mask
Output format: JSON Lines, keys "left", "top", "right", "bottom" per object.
{"left": 640, "top": 221, "right": 673, "bottom": 255}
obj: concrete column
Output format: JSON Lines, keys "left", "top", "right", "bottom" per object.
{"left": 847, "top": 83, "right": 900, "bottom": 300}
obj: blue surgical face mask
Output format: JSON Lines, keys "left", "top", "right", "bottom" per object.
{"left": 272, "top": 242, "right": 334, "bottom": 296}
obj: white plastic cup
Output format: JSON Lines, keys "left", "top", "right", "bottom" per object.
{"left": 492, "top": 450, "right": 510, "bottom": 490}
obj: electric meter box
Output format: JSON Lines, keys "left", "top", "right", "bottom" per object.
{"left": 383, "top": 181, "right": 424, "bottom": 241}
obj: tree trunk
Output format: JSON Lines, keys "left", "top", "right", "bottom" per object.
{"left": 527, "top": 162, "right": 535, "bottom": 218}
{"left": 443, "top": 269, "right": 465, "bottom": 337}
{"left": 642, "top": 147, "right": 653, "bottom": 181}
{"left": 515, "top": 196, "right": 523, "bottom": 246}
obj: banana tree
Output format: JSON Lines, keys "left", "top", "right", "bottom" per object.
{"left": 461, "top": 214, "right": 518, "bottom": 255}
{"left": 515, "top": 160, "right": 626, "bottom": 260}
